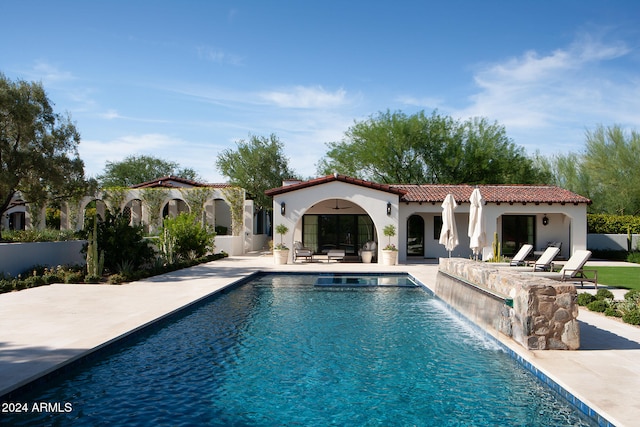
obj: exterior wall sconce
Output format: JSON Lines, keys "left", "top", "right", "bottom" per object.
{"left": 542, "top": 214, "right": 549, "bottom": 226}
{"left": 386, "top": 202, "right": 392, "bottom": 216}
{"left": 280, "top": 202, "right": 286, "bottom": 216}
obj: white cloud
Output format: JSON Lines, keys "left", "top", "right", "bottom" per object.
{"left": 31, "top": 61, "right": 75, "bottom": 83}
{"left": 196, "top": 46, "right": 244, "bottom": 66}
{"left": 100, "top": 109, "right": 121, "bottom": 120}
{"left": 452, "top": 33, "right": 640, "bottom": 153}
{"left": 259, "top": 86, "right": 348, "bottom": 109}
{"left": 397, "top": 95, "right": 446, "bottom": 110}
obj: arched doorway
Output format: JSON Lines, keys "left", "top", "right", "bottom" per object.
{"left": 301, "top": 199, "right": 375, "bottom": 256}
{"left": 407, "top": 214, "right": 425, "bottom": 256}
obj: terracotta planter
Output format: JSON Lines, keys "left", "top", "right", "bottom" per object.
{"left": 274, "top": 249, "right": 290, "bottom": 265}
{"left": 381, "top": 250, "right": 398, "bottom": 265}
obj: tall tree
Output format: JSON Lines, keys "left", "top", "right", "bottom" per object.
{"left": 216, "top": 134, "right": 296, "bottom": 210}
{"left": 537, "top": 152, "right": 593, "bottom": 201}
{"left": 582, "top": 125, "right": 640, "bottom": 215}
{"left": 97, "top": 155, "right": 200, "bottom": 188}
{"left": 317, "top": 110, "right": 549, "bottom": 185}
{"left": 317, "top": 110, "right": 432, "bottom": 183}
{"left": 0, "top": 73, "right": 88, "bottom": 239}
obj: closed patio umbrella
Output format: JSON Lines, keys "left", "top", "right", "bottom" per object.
{"left": 439, "top": 194, "right": 458, "bottom": 257}
{"left": 468, "top": 187, "right": 486, "bottom": 260}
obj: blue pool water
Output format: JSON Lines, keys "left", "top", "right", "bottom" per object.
{"left": 4, "top": 274, "right": 595, "bottom": 426}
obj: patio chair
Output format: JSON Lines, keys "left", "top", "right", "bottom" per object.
{"left": 530, "top": 250, "right": 597, "bottom": 289}
{"left": 509, "top": 244, "right": 533, "bottom": 266}
{"left": 293, "top": 241, "right": 313, "bottom": 263}
{"left": 531, "top": 246, "right": 561, "bottom": 271}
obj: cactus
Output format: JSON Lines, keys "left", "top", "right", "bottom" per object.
{"left": 86, "top": 216, "right": 104, "bottom": 278}
{"left": 160, "top": 226, "right": 176, "bottom": 264}
{"left": 491, "top": 231, "right": 502, "bottom": 262}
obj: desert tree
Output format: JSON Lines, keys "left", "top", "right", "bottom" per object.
{"left": 0, "top": 73, "right": 90, "bottom": 239}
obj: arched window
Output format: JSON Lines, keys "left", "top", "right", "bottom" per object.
{"left": 407, "top": 215, "right": 425, "bottom": 256}
{"left": 162, "top": 199, "right": 189, "bottom": 218}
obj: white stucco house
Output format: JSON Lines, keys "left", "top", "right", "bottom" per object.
{"left": 265, "top": 173, "right": 592, "bottom": 264}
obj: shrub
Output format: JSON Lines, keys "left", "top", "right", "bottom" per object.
{"left": 159, "top": 213, "right": 216, "bottom": 261}
{"left": 64, "top": 272, "right": 84, "bottom": 284}
{"left": 604, "top": 306, "right": 622, "bottom": 317}
{"left": 622, "top": 309, "right": 640, "bottom": 325}
{"left": 84, "top": 274, "right": 102, "bottom": 284}
{"left": 627, "top": 251, "right": 640, "bottom": 264}
{"left": 595, "top": 289, "right": 615, "bottom": 300}
{"left": 82, "top": 210, "right": 156, "bottom": 273}
{"left": 625, "top": 289, "right": 640, "bottom": 303}
{"left": 587, "top": 300, "right": 608, "bottom": 312}
{"left": 42, "top": 272, "right": 62, "bottom": 284}
{"left": 0, "top": 279, "right": 15, "bottom": 293}
{"left": 577, "top": 293, "right": 596, "bottom": 306}
{"left": 587, "top": 214, "right": 640, "bottom": 234}
{"left": 115, "top": 259, "right": 136, "bottom": 277}
{"left": 2, "top": 229, "right": 79, "bottom": 243}
{"left": 108, "top": 274, "right": 126, "bottom": 284}
{"left": 24, "top": 274, "right": 45, "bottom": 288}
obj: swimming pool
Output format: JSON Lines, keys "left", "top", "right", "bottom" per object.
{"left": 3, "top": 273, "right": 595, "bottom": 426}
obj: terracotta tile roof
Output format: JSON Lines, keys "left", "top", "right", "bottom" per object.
{"left": 130, "top": 176, "right": 231, "bottom": 189}
{"left": 265, "top": 175, "right": 591, "bottom": 205}
{"left": 265, "top": 173, "right": 407, "bottom": 196}
{"left": 393, "top": 184, "right": 591, "bottom": 205}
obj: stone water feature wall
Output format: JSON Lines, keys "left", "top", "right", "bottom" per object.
{"left": 437, "top": 258, "right": 580, "bottom": 350}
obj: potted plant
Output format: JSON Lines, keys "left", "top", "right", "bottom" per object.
{"left": 381, "top": 224, "right": 398, "bottom": 265}
{"left": 273, "top": 223, "right": 290, "bottom": 265}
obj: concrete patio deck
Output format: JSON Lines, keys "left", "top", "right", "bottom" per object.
{"left": 0, "top": 255, "right": 639, "bottom": 426}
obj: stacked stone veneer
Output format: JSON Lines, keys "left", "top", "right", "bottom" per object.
{"left": 437, "top": 258, "right": 580, "bottom": 350}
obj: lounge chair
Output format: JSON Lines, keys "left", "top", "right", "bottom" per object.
{"left": 505, "top": 246, "right": 559, "bottom": 272}
{"left": 509, "top": 244, "right": 533, "bottom": 266}
{"left": 293, "top": 241, "right": 313, "bottom": 262}
{"left": 530, "top": 246, "right": 561, "bottom": 271}
{"left": 529, "top": 250, "right": 597, "bottom": 289}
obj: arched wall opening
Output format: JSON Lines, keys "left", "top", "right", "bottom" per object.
{"left": 295, "top": 198, "right": 377, "bottom": 257}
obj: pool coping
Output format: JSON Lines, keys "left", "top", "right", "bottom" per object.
{"left": 1, "top": 256, "right": 638, "bottom": 425}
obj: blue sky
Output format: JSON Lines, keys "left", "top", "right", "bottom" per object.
{"left": 2, "top": 1, "right": 639, "bottom": 183}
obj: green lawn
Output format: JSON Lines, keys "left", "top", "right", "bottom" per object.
{"left": 587, "top": 266, "right": 640, "bottom": 291}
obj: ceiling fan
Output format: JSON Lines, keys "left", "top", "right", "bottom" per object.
{"left": 331, "top": 199, "right": 351, "bottom": 210}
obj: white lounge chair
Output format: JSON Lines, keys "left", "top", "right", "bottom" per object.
{"left": 531, "top": 246, "right": 561, "bottom": 271}
{"left": 509, "top": 244, "right": 533, "bottom": 266}
{"left": 530, "top": 250, "right": 597, "bottom": 289}
{"left": 293, "top": 241, "right": 313, "bottom": 262}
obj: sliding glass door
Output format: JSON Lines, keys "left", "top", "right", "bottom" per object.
{"left": 501, "top": 215, "right": 535, "bottom": 257}
{"left": 303, "top": 214, "right": 374, "bottom": 255}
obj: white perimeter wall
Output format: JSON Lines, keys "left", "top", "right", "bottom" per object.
{"left": 0, "top": 241, "right": 87, "bottom": 277}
